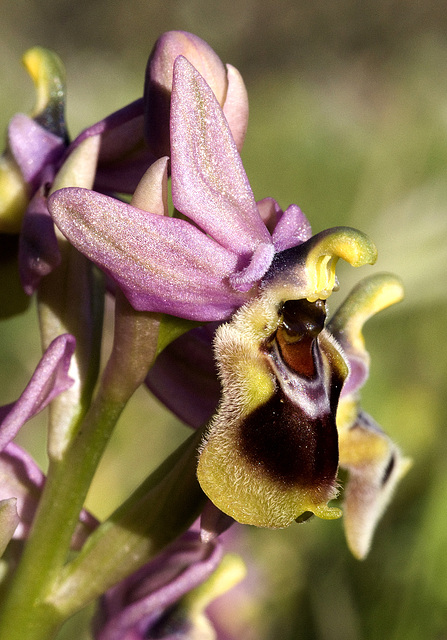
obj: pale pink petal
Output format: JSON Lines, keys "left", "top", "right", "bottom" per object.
{"left": 222, "top": 64, "right": 249, "bottom": 152}
{"left": 8, "top": 114, "right": 64, "bottom": 189}
{"left": 170, "top": 56, "right": 271, "bottom": 256}
{"left": 49, "top": 188, "right": 249, "bottom": 321}
{"left": 271, "top": 203, "right": 312, "bottom": 252}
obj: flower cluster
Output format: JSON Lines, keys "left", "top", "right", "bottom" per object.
{"left": 0, "top": 30, "right": 407, "bottom": 639}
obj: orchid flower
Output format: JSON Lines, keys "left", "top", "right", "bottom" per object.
{"left": 47, "top": 53, "right": 406, "bottom": 557}
{"left": 146, "top": 277, "right": 408, "bottom": 558}
{"left": 0, "top": 334, "right": 97, "bottom": 554}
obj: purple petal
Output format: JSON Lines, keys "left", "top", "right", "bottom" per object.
{"left": 0, "top": 334, "right": 75, "bottom": 450}
{"left": 145, "top": 324, "right": 220, "bottom": 429}
{"left": 144, "top": 31, "right": 228, "bottom": 158}
{"left": 18, "top": 188, "right": 61, "bottom": 294}
{"left": 256, "top": 197, "right": 283, "bottom": 233}
{"left": 70, "top": 100, "right": 144, "bottom": 162}
{"left": 222, "top": 64, "right": 249, "bottom": 152}
{"left": 94, "top": 147, "right": 157, "bottom": 195}
{"left": 49, "top": 188, "right": 249, "bottom": 321}
{"left": 271, "top": 203, "right": 312, "bottom": 252}
{"left": 69, "top": 99, "right": 155, "bottom": 195}
{"left": 8, "top": 114, "right": 64, "bottom": 191}
{"left": 170, "top": 56, "right": 271, "bottom": 256}
{"left": 229, "top": 242, "right": 275, "bottom": 292}
{"left": 340, "top": 351, "right": 369, "bottom": 397}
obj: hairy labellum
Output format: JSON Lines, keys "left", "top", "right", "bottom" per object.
{"left": 197, "top": 294, "right": 348, "bottom": 528}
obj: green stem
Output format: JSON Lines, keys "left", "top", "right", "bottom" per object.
{"left": 50, "top": 428, "right": 206, "bottom": 616}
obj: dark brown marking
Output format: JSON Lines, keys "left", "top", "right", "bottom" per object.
{"left": 238, "top": 388, "right": 339, "bottom": 489}
{"left": 275, "top": 299, "right": 327, "bottom": 377}
{"left": 381, "top": 453, "right": 396, "bottom": 486}
{"left": 280, "top": 298, "right": 326, "bottom": 341}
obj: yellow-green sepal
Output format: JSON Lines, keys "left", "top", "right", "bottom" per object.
{"left": 328, "top": 272, "right": 404, "bottom": 352}
{"left": 22, "top": 47, "right": 67, "bottom": 139}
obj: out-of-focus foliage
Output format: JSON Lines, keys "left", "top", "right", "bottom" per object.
{"left": 1, "top": 1, "right": 447, "bottom": 638}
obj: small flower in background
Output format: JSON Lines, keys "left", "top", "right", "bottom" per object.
{"left": 0, "top": 47, "right": 68, "bottom": 317}
{"left": 0, "top": 47, "right": 68, "bottom": 236}
{"left": 94, "top": 530, "right": 246, "bottom": 640}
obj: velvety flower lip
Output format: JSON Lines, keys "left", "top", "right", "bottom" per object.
{"left": 48, "top": 57, "right": 312, "bottom": 321}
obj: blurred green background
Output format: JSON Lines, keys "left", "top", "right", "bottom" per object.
{"left": 1, "top": 1, "right": 447, "bottom": 638}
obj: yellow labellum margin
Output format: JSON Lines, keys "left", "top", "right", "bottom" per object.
{"left": 197, "top": 227, "right": 377, "bottom": 528}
